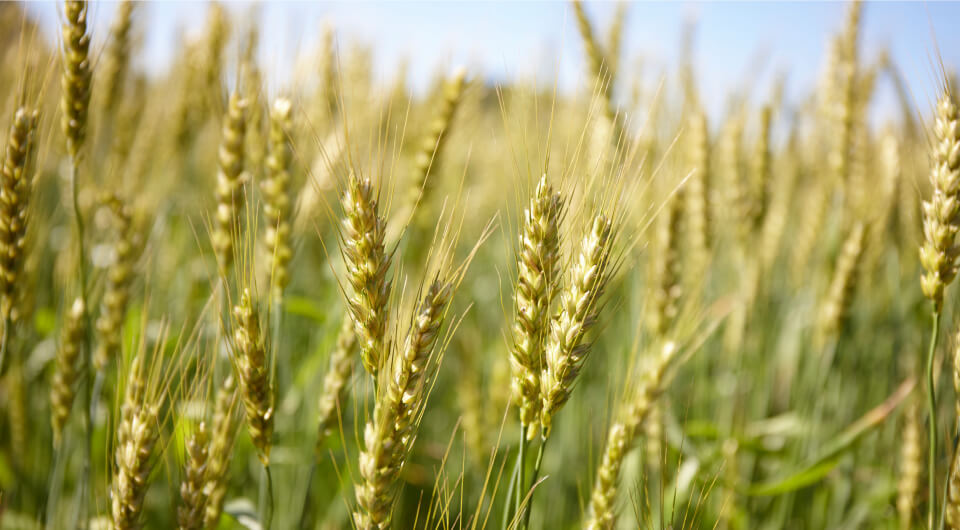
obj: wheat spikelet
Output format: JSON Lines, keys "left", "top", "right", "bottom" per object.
{"left": 898, "top": 393, "right": 924, "bottom": 530}
{"left": 94, "top": 195, "right": 139, "bottom": 370}
{"left": 203, "top": 376, "right": 239, "bottom": 529}
{"left": 61, "top": 0, "right": 92, "bottom": 160}
{"left": 921, "top": 92, "right": 960, "bottom": 311}
{"left": 819, "top": 222, "right": 865, "bottom": 341}
{"left": 212, "top": 92, "right": 248, "bottom": 274}
{"left": 262, "top": 97, "right": 294, "bottom": 301}
{"left": 50, "top": 297, "right": 85, "bottom": 445}
{"left": 232, "top": 289, "right": 274, "bottom": 465}
{"left": 0, "top": 107, "right": 39, "bottom": 321}
{"left": 316, "top": 316, "right": 357, "bottom": 452}
{"left": 178, "top": 422, "right": 209, "bottom": 530}
{"left": 511, "top": 174, "right": 564, "bottom": 439}
{"left": 584, "top": 341, "right": 678, "bottom": 530}
{"left": 341, "top": 172, "right": 392, "bottom": 378}
{"left": 540, "top": 215, "right": 614, "bottom": 436}
{"left": 354, "top": 279, "right": 453, "bottom": 530}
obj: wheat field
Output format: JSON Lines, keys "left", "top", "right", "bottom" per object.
{"left": 0, "top": 1, "right": 956, "bottom": 528}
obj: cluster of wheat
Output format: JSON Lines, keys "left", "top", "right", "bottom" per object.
{"left": 0, "top": 1, "right": 958, "bottom": 528}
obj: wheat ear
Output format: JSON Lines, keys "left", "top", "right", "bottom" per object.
{"left": 354, "top": 279, "right": 453, "bottom": 530}
{"left": 408, "top": 68, "right": 466, "bottom": 222}
{"left": 262, "top": 97, "right": 294, "bottom": 301}
{"left": 232, "top": 289, "right": 274, "bottom": 465}
{"left": 203, "top": 376, "right": 239, "bottom": 529}
{"left": 540, "top": 215, "right": 615, "bottom": 436}
{"left": 316, "top": 316, "right": 357, "bottom": 452}
{"left": 585, "top": 341, "right": 679, "bottom": 530}
{"left": 898, "top": 393, "right": 924, "bottom": 530}
{"left": 98, "top": 0, "right": 134, "bottom": 117}
{"left": 0, "top": 107, "right": 39, "bottom": 322}
{"left": 341, "top": 172, "right": 392, "bottom": 378}
{"left": 685, "top": 111, "right": 710, "bottom": 267}
{"left": 921, "top": 93, "right": 960, "bottom": 311}
{"left": 178, "top": 422, "right": 209, "bottom": 530}
{"left": 94, "top": 195, "right": 139, "bottom": 370}
{"left": 511, "top": 175, "right": 564, "bottom": 439}
{"left": 110, "top": 355, "right": 161, "bottom": 530}
{"left": 50, "top": 297, "right": 86, "bottom": 445}
{"left": 61, "top": 0, "right": 92, "bottom": 161}
{"left": 819, "top": 222, "right": 866, "bottom": 341}
{"left": 212, "top": 92, "right": 248, "bottom": 275}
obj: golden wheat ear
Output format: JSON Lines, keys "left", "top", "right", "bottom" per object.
{"left": 510, "top": 174, "right": 564, "bottom": 441}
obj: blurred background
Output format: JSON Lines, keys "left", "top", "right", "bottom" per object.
{"left": 23, "top": 1, "right": 960, "bottom": 124}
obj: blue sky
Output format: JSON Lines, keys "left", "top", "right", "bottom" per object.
{"left": 24, "top": 1, "right": 960, "bottom": 125}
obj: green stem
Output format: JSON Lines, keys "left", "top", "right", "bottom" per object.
{"left": 68, "top": 155, "right": 93, "bottom": 530}
{"left": 928, "top": 310, "right": 941, "bottom": 530}
{"left": 297, "top": 462, "right": 317, "bottom": 530}
{"left": 516, "top": 425, "right": 527, "bottom": 521}
{"left": 260, "top": 464, "right": 275, "bottom": 530}
{"left": 0, "top": 314, "right": 9, "bottom": 374}
{"left": 520, "top": 436, "right": 547, "bottom": 530}
{"left": 501, "top": 445, "right": 521, "bottom": 530}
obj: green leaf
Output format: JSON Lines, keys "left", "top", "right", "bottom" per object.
{"left": 284, "top": 295, "right": 328, "bottom": 323}
{"left": 746, "top": 378, "right": 914, "bottom": 496}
